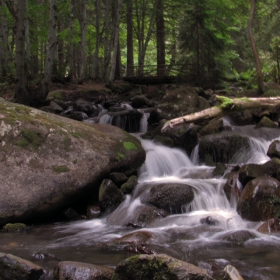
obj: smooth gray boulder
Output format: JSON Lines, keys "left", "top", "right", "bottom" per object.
{"left": 0, "top": 99, "right": 145, "bottom": 225}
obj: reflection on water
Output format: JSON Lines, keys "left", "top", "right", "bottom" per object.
{"left": 1, "top": 126, "right": 280, "bottom": 279}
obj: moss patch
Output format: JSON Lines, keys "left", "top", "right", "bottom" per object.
{"left": 3, "top": 223, "right": 27, "bottom": 232}
{"left": 52, "top": 165, "right": 70, "bottom": 173}
{"left": 15, "top": 128, "right": 45, "bottom": 150}
{"left": 123, "top": 141, "right": 137, "bottom": 151}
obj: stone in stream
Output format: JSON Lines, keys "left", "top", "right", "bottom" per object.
{"left": 0, "top": 252, "right": 44, "bottom": 280}
{"left": 53, "top": 261, "right": 114, "bottom": 280}
{"left": 113, "top": 254, "right": 214, "bottom": 280}
{"left": 223, "top": 264, "right": 244, "bottom": 280}
{"left": 257, "top": 218, "right": 280, "bottom": 234}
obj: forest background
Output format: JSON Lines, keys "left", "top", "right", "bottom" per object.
{"left": 0, "top": 0, "right": 279, "bottom": 105}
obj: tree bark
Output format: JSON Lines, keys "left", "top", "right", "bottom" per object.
{"left": 161, "top": 96, "right": 280, "bottom": 132}
{"left": 91, "top": 0, "right": 100, "bottom": 79}
{"left": 248, "top": 0, "right": 264, "bottom": 94}
{"left": 0, "top": 0, "right": 9, "bottom": 80}
{"left": 156, "top": 0, "right": 165, "bottom": 77}
{"left": 109, "top": 0, "right": 122, "bottom": 82}
{"left": 126, "top": 0, "right": 134, "bottom": 77}
{"left": 14, "top": 0, "right": 29, "bottom": 104}
{"left": 41, "top": 0, "right": 57, "bottom": 99}
{"left": 103, "top": 0, "right": 111, "bottom": 80}
{"left": 68, "top": 0, "right": 74, "bottom": 81}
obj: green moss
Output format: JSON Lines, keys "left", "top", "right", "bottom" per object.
{"left": 73, "top": 159, "right": 78, "bottom": 164}
{"left": 117, "top": 152, "right": 125, "bottom": 161}
{"left": 123, "top": 141, "right": 137, "bottom": 151}
{"left": 3, "top": 223, "right": 27, "bottom": 232}
{"left": 217, "top": 96, "right": 234, "bottom": 110}
{"left": 47, "top": 90, "right": 66, "bottom": 100}
{"left": 52, "top": 165, "right": 70, "bottom": 173}
{"left": 15, "top": 128, "right": 45, "bottom": 149}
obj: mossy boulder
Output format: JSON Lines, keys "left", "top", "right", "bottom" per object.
{"left": 113, "top": 254, "right": 214, "bottom": 280}
{"left": 53, "top": 261, "right": 114, "bottom": 280}
{"left": 0, "top": 253, "right": 44, "bottom": 280}
{"left": 120, "top": 175, "right": 138, "bottom": 194}
{"left": 2, "top": 223, "right": 27, "bottom": 232}
{"left": 99, "top": 179, "right": 125, "bottom": 212}
{"left": 199, "top": 132, "right": 250, "bottom": 164}
{"left": 237, "top": 177, "right": 280, "bottom": 221}
{"left": 143, "top": 183, "right": 194, "bottom": 213}
{"left": 0, "top": 99, "right": 145, "bottom": 225}
{"left": 256, "top": 116, "right": 278, "bottom": 129}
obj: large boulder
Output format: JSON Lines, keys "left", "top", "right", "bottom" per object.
{"left": 53, "top": 261, "right": 114, "bottom": 280}
{"left": 0, "top": 99, "right": 145, "bottom": 225}
{"left": 199, "top": 132, "right": 250, "bottom": 165}
{"left": 0, "top": 253, "right": 44, "bottom": 280}
{"left": 237, "top": 177, "right": 280, "bottom": 221}
{"left": 143, "top": 183, "right": 194, "bottom": 213}
{"left": 156, "top": 87, "right": 210, "bottom": 120}
{"left": 113, "top": 254, "right": 214, "bottom": 280}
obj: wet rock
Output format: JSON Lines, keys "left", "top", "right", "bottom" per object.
{"left": 267, "top": 140, "right": 280, "bottom": 159}
{"left": 256, "top": 116, "right": 278, "bottom": 129}
{"left": 99, "top": 179, "right": 125, "bottom": 212}
{"left": 120, "top": 175, "right": 138, "bottom": 194}
{"left": 109, "top": 172, "right": 128, "bottom": 186}
{"left": 87, "top": 204, "right": 101, "bottom": 219}
{"left": 124, "top": 245, "right": 155, "bottom": 255}
{"left": 113, "top": 253, "right": 214, "bottom": 280}
{"left": 223, "top": 264, "right": 244, "bottom": 280}
{"left": 237, "top": 177, "right": 280, "bottom": 221}
{"left": 61, "top": 208, "right": 81, "bottom": 221}
{"left": 74, "top": 99, "right": 93, "bottom": 115}
{"left": 200, "top": 216, "right": 219, "bottom": 226}
{"left": 257, "top": 218, "right": 280, "bottom": 234}
{"left": 221, "top": 230, "right": 256, "bottom": 244}
{"left": 131, "top": 95, "right": 150, "bottom": 108}
{"left": 213, "top": 163, "right": 227, "bottom": 177}
{"left": 109, "top": 231, "right": 154, "bottom": 246}
{"left": 144, "top": 183, "right": 194, "bottom": 213}
{"left": 53, "top": 261, "right": 114, "bottom": 280}
{"left": 199, "top": 118, "right": 231, "bottom": 137}
{"left": 0, "top": 253, "right": 44, "bottom": 280}
{"left": 238, "top": 163, "right": 266, "bottom": 187}
{"left": 65, "top": 110, "right": 89, "bottom": 121}
{"left": 223, "top": 173, "right": 241, "bottom": 204}
{"left": 199, "top": 132, "right": 250, "bottom": 164}
{"left": 49, "top": 101, "right": 64, "bottom": 113}
{"left": 0, "top": 99, "right": 145, "bottom": 225}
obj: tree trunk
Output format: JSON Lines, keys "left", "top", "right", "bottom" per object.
{"left": 109, "top": 0, "right": 122, "bottom": 82}
{"left": 156, "top": 0, "right": 165, "bottom": 77}
{"left": 78, "top": 0, "right": 87, "bottom": 84}
{"left": 248, "top": 0, "right": 264, "bottom": 94}
{"left": 103, "top": 0, "right": 111, "bottom": 80}
{"left": 14, "top": 0, "right": 29, "bottom": 104}
{"left": 41, "top": 0, "right": 57, "bottom": 99}
{"left": 126, "top": 0, "right": 134, "bottom": 77}
{"left": 91, "top": 0, "right": 100, "bottom": 79}
{"left": 0, "top": 0, "right": 9, "bottom": 80}
{"left": 25, "top": 0, "right": 30, "bottom": 79}
{"left": 68, "top": 0, "right": 74, "bottom": 81}
{"left": 161, "top": 96, "right": 280, "bottom": 132}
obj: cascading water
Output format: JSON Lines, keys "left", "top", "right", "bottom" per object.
{"left": 1, "top": 124, "right": 280, "bottom": 279}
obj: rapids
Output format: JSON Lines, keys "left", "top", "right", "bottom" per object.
{"left": 1, "top": 125, "right": 280, "bottom": 279}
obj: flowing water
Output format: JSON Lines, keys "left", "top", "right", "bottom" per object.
{"left": 1, "top": 125, "right": 280, "bottom": 279}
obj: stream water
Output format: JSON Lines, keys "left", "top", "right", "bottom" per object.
{"left": 1, "top": 124, "right": 280, "bottom": 279}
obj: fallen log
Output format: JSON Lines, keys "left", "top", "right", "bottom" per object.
{"left": 161, "top": 95, "right": 280, "bottom": 132}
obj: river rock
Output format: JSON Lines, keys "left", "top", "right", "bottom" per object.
{"left": 120, "top": 175, "right": 138, "bottom": 194}
{"left": 257, "top": 218, "right": 280, "bottom": 234}
{"left": 144, "top": 183, "right": 194, "bottom": 213}
{"left": 238, "top": 163, "right": 266, "bottom": 186}
{"left": 131, "top": 95, "right": 150, "bottom": 108}
{"left": 109, "top": 172, "right": 128, "bottom": 186}
{"left": 223, "top": 264, "right": 244, "bottom": 280}
{"left": 113, "top": 254, "right": 214, "bottom": 280}
{"left": 237, "top": 177, "right": 280, "bottom": 221}
{"left": 223, "top": 173, "right": 241, "bottom": 205}
{"left": 74, "top": 99, "right": 93, "bottom": 115}
{"left": 53, "top": 261, "right": 114, "bottom": 280}
{"left": 109, "top": 230, "right": 154, "bottom": 246}
{"left": 256, "top": 116, "right": 278, "bottom": 129}
{"left": 199, "top": 132, "right": 250, "bottom": 164}
{"left": 199, "top": 118, "right": 231, "bottom": 136}
{"left": 0, "top": 252, "right": 44, "bottom": 280}
{"left": 0, "top": 99, "right": 145, "bottom": 225}
{"left": 157, "top": 87, "right": 210, "bottom": 120}
{"left": 221, "top": 230, "right": 256, "bottom": 244}
{"left": 267, "top": 140, "right": 280, "bottom": 159}
{"left": 99, "top": 179, "right": 125, "bottom": 212}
